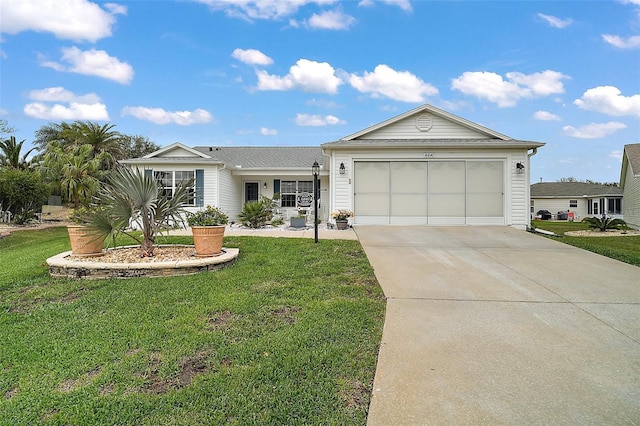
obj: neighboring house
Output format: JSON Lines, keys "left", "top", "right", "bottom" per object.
{"left": 123, "top": 104, "right": 545, "bottom": 229}
{"left": 530, "top": 182, "right": 623, "bottom": 221}
{"left": 620, "top": 143, "right": 640, "bottom": 229}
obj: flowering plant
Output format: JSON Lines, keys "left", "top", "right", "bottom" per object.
{"left": 331, "top": 209, "right": 353, "bottom": 221}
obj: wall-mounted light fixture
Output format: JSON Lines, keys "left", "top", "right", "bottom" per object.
{"left": 516, "top": 162, "right": 525, "bottom": 174}
{"left": 263, "top": 182, "right": 267, "bottom": 189}
{"left": 339, "top": 162, "right": 346, "bottom": 175}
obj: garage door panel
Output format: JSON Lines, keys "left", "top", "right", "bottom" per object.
{"left": 467, "top": 193, "right": 503, "bottom": 217}
{"left": 391, "top": 194, "right": 427, "bottom": 216}
{"left": 354, "top": 162, "right": 390, "bottom": 221}
{"left": 467, "top": 161, "right": 503, "bottom": 192}
{"left": 355, "top": 162, "right": 389, "bottom": 191}
{"left": 391, "top": 162, "right": 428, "bottom": 193}
{"left": 356, "top": 194, "right": 390, "bottom": 216}
{"left": 429, "top": 162, "right": 465, "bottom": 193}
{"left": 428, "top": 194, "right": 465, "bottom": 217}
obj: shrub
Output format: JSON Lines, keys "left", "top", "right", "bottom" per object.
{"left": 270, "top": 217, "right": 284, "bottom": 226}
{"left": 0, "top": 168, "right": 48, "bottom": 224}
{"left": 239, "top": 199, "right": 273, "bottom": 228}
{"left": 187, "top": 205, "right": 229, "bottom": 227}
{"left": 582, "top": 216, "right": 627, "bottom": 232}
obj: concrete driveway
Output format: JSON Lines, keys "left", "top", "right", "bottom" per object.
{"left": 356, "top": 226, "right": 640, "bottom": 425}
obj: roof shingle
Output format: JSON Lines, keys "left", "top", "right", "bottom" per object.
{"left": 531, "top": 182, "right": 622, "bottom": 197}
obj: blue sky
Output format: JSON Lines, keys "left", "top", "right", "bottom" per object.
{"left": 1, "top": 0, "right": 639, "bottom": 183}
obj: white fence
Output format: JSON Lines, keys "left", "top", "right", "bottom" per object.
{"left": 0, "top": 211, "right": 12, "bottom": 223}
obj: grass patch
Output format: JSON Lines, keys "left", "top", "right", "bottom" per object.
{"left": 0, "top": 227, "right": 385, "bottom": 425}
{"left": 532, "top": 220, "right": 640, "bottom": 266}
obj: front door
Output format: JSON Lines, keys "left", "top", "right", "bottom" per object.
{"left": 245, "top": 182, "right": 259, "bottom": 203}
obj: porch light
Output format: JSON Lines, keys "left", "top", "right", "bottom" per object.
{"left": 312, "top": 161, "right": 319, "bottom": 243}
{"left": 339, "top": 162, "right": 346, "bottom": 175}
{"left": 516, "top": 162, "right": 525, "bottom": 174}
{"left": 263, "top": 182, "right": 267, "bottom": 189}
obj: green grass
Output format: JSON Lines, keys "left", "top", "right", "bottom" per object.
{"left": 532, "top": 220, "right": 640, "bottom": 266}
{"left": 0, "top": 227, "right": 385, "bottom": 425}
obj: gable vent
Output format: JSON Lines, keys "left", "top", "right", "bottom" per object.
{"left": 415, "top": 114, "right": 433, "bottom": 132}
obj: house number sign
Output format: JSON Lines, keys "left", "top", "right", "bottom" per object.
{"left": 424, "top": 152, "right": 436, "bottom": 158}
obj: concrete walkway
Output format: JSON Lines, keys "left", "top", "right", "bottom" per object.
{"left": 356, "top": 226, "right": 640, "bottom": 425}
{"left": 167, "top": 225, "right": 358, "bottom": 240}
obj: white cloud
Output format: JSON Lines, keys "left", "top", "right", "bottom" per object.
{"left": 103, "top": 3, "right": 127, "bottom": 15}
{"left": 602, "top": 34, "right": 640, "bottom": 49}
{"left": 24, "top": 102, "right": 109, "bottom": 121}
{"left": 23, "top": 87, "right": 108, "bottom": 120}
{"left": 260, "top": 127, "right": 278, "bottom": 135}
{"left": 194, "top": 0, "right": 337, "bottom": 21}
{"left": 231, "top": 48, "right": 273, "bottom": 66}
{"left": 28, "top": 86, "right": 100, "bottom": 104}
{"left": 574, "top": 86, "right": 640, "bottom": 117}
{"left": 121, "top": 106, "right": 214, "bottom": 125}
{"left": 562, "top": 122, "right": 627, "bottom": 139}
{"left": 358, "top": 0, "right": 413, "bottom": 12}
{"left": 305, "top": 98, "right": 342, "bottom": 109}
{"left": 537, "top": 13, "right": 573, "bottom": 28}
{"left": 451, "top": 70, "right": 569, "bottom": 107}
{"left": 609, "top": 150, "right": 624, "bottom": 161}
{"left": 534, "top": 110, "right": 561, "bottom": 121}
{"left": 306, "top": 10, "right": 355, "bottom": 30}
{"left": 0, "top": 0, "right": 125, "bottom": 42}
{"left": 256, "top": 59, "right": 342, "bottom": 94}
{"left": 349, "top": 64, "right": 438, "bottom": 102}
{"left": 39, "top": 47, "right": 134, "bottom": 84}
{"left": 295, "top": 113, "right": 345, "bottom": 126}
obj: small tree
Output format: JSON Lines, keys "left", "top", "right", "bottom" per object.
{"left": 85, "top": 167, "right": 191, "bottom": 257}
{"left": 0, "top": 168, "right": 48, "bottom": 224}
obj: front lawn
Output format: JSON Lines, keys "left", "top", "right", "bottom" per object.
{"left": 532, "top": 220, "right": 640, "bottom": 266}
{"left": 0, "top": 227, "right": 385, "bottom": 425}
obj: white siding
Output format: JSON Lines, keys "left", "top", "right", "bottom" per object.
{"left": 623, "top": 165, "right": 640, "bottom": 229}
{"left": 156, "top": 147, "right": 201, "bottom": 157}
{"left": 218, "top": 168, "right": 242, "bottom": 220}
{"left": 361, "top": 113, "right": 489, "bottom": 140}
{"left": 531, "top": 199, "right": 585, "bottom": 220}
{"left": 332, "top": 154, "right": 352, "bottom": 213}
{"left": 510, "top": 155, "right": 527, "bottom": 229}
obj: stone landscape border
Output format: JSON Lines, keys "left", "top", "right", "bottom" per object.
{"left": 47, "top": 246, "right": 239, "bottom": 279}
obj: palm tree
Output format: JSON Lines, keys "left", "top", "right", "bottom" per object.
{"left": 86, "top": 167, "right": 192, "bottom": 257}
{"left": 582, "top": 216, "right": 627, "bottom": 232}
{"left": 43, "top": 144, "right": 101, "bottom": 207}
{"left": 0, "top": 136, "right": 38, "bottom": 169}
{"left": 62, "top": 121, "right": 124, "bottom": 168}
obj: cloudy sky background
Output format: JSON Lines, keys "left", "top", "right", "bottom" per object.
{"left": 1, "top": 0, "right": 638, "bottom": 183}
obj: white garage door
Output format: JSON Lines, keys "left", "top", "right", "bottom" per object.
{"left": 354, "top": 161, "right": 504, "bottom": 225}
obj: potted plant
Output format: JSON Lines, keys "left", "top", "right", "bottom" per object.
{"left": 290, "top": 210, "right": 307, "bottom": 228}
{"left": 67, "top": 205, "right": 106, "bottom": 256}
{"left": 187, "top": 205, "right": 229, "bottom": 257}
{"left": 331, "top": 209, "right": 353, "bottom": 230}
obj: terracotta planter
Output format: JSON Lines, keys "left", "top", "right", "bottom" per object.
{"left": 67, "top": 225, "right": 105, "bottom": 257}
{"left": 191, "top": 225, "right": 225, "bottom": 257}
{"left": 335, "top": 219, "right": 349, "bottom": 230}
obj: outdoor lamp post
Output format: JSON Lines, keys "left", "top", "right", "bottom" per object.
{"left": 312, "top": 160, "right": 319, "bottom": 243}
